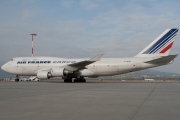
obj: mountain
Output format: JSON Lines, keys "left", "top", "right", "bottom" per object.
{"left": 135, "top": 69, "right": 180, "bottom": 76}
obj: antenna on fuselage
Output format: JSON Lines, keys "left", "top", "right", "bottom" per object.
{"left": 30, "top": 34, "right": 37, "bottom": 57}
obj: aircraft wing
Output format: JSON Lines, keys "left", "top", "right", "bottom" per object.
{"left": 63, "top": 54, "right": 104, "bottom": 71}
{"left": 145, "top": 54, "right": 178, "bottom": 64}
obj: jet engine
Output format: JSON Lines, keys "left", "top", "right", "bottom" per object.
{"left": 37, "top": 71, "right": 51, "bottom": 79}
{"left": 37, "top": 68, "right": 73, "bottom": 79}
{"left": 50, "top": 68, "right": 73, "bottom": 77}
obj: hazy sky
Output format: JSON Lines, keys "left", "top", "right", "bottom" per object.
{"left": 0, "top": 0, "right": 180, "bottom": 73}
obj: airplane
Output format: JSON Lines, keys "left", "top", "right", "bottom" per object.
{"left": 1, "top": 28, "right": 179, "bottom": 82}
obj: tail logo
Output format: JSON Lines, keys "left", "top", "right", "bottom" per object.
{"left": 159, "top": 41, "right": 174, "bottom": 54}
{"left": 143, "top": 28, "right": 178, "bottom": 54}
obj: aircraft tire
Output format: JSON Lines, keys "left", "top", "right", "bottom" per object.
{"left": 64, "top": 79, "right": 72, "bottom": 83}
{"left": 15, "top": 79, "right": 19, "bottom": 82}
{"left": 74, "top": 78, "right": 86, "bottom": 83}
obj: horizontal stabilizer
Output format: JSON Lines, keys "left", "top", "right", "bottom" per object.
{"left": 145, "top": 54, "right": 178, "bottom": 64}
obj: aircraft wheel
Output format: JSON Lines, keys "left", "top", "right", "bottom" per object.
{"left": 15, "top": 79, "right": 19, "bottom": 82}
{"left": 82, "top": 79, "right": 86, "bottom": 82}
{"left": 74, "top": 78, "right": 79, "bottom": 83}
{"left": 74, "top": 78, "right": 86, "bottom": 83}
{"left": 64, "top": 79, "right": 72, "bottom": 83}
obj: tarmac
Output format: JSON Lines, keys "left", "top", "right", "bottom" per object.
{"left": 0, "top": 80, "right": 180, "bottom": 120}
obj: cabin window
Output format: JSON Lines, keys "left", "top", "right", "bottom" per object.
{"left": 11, "top": 59, "right": 13, "bottom": 61}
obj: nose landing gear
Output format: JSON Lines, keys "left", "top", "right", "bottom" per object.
{"left": 15, "top": 75, "right": 19, "bottom": 82}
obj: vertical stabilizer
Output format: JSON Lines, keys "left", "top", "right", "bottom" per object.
{"left": 136, "top": 28, "right": 178, "bottom": 57}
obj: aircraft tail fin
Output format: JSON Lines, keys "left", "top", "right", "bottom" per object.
{"left": 136, "top": 28, "right": 178, "bottom": 57}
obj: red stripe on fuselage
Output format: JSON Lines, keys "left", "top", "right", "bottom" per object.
{"left": 160, "top": 42, "right": 174, "bottom": 54}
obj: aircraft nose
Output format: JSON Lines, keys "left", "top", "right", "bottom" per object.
{"left": 1, "top": 64, "right": 8, "bottom": 72}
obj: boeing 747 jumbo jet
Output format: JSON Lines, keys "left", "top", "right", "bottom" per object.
{"left": 1, "top": 28, "right": 179, "bottom": 82}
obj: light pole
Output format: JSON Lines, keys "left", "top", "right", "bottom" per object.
{"left": 30, "top": 34, "right": 37, "bottom": 57}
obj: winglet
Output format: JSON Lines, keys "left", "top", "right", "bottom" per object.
{"left": 89, "top": 54, "right": 104, "bottom": 61}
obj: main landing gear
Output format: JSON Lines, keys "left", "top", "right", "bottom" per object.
{"left": 63, "top": 77, "right": 86, "bottom": 83}
{"left": 64, "top": 78, "right": 72, "bottom": 83}
{"left": 74, "top": 78, "right": 86, "bottom": 83}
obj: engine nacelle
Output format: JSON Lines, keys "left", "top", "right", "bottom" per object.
{"left": 37, "top": 71, "right": 51, "bottom": 79}
{"left": 51, "top": 68, "right": 64, "bottom": 77}
{"left": 50, "top": 68, "right": 73, "bottom": 77}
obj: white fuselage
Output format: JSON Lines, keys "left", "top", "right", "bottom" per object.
{"left": 1, "top": 56, "right": 161, "bottom": 77}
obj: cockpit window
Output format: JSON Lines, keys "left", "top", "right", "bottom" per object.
{"left": 11, "top": 59, "right": 13, "bottom": 61}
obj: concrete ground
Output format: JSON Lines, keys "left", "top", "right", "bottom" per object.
{"left": 0, "top": 80, "right": 180, "bottom": 120}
